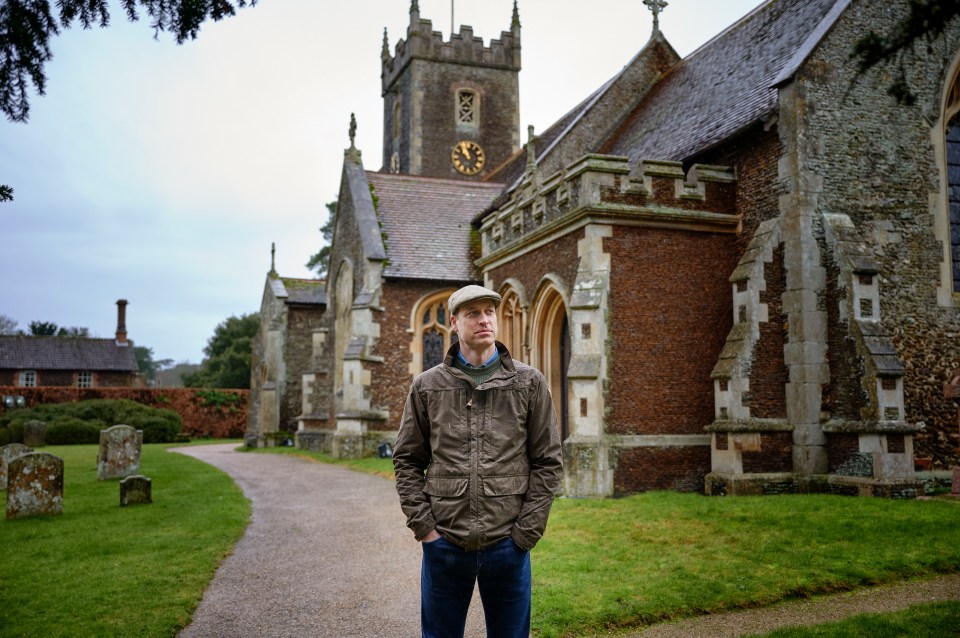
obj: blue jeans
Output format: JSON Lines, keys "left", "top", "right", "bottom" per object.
{"left": 421, "top": 536, "right": 531, "bottom": 638}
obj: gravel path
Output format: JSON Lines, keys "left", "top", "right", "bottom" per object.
{"left": 628, "top": 573, "right": 960, "bottom": 638}
{"left": 173, "top": 444, "right": 959, "bottom": 638}
{"left": 171, "top": 444, "right": 485, "bottom": 638}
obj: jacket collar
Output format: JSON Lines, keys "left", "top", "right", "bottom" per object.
{"left": 444, "top": 341, "right": 517, "bottom": 374}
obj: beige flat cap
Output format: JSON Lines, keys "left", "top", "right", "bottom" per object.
{"left": 448, "top": 285, "right": 502, "bottom": 315}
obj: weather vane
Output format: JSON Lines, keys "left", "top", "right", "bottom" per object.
{"left": 643, "top": 0, "right": 668, "bottom": 31}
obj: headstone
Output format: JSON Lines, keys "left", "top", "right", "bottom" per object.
{"left": 0, "top": 443, "right": 33, "bottom": 490}
{"left": 119, "top": 475, "right": 152, "bottom": 507}
{"left": 96, "top": 425, "right": 143, "bottom": 480}
{"left": 22, "top": 420, "right": 46, "bottom": 447}
{"left": 5, "top": 452, "right": 64, "bottom": 519}
{"left": 952, "top": 467, "right": 960, "bottom": 496}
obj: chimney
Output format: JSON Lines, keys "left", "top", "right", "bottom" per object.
{"left": 116, "top": 299, "right": 128, "bottom": 345}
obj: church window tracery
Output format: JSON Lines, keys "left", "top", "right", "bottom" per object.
{"left": 410, "top": 290, "right": 457, "bottom": 374}
{"left": 456, "top": 90, "right": 479, "bottom": 127}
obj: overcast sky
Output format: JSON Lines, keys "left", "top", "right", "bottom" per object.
{"left": 1, "top": 0, "right": 761, "bottom": 364}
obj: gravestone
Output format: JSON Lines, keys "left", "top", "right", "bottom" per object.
{"left": 0, "top": 443, "right": 33, "bottom": 490}
{"left": 953, "top": 467, "right": 960, "bottom": 496}
{"left": 96, "top": 425, "right": 143, "bottom": 480}
{"left": 22, "top": 420, "right": 46, "bottom": 447}
{"left": 120, "top": 475, "right": 152, "bottom": 507}
{"left": 5, "top": 452, "right": 64, "bottom": 519}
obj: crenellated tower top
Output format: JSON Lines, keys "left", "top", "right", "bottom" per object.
{"left": 380, "top": 2, "right": 522, "bottom": 180}
{"left": 381, "top": 3, "right": 522, "bottom": 94}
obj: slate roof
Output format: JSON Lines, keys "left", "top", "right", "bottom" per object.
{"left": 367, "top": 172, "right": 505, "bottom": 281}
{"left": 279, "top": 278, "right": 327, "bottom": 306}
{"left": 0, "top": 336, "right": 139, "bottom": 371}
{"left": 602, "top": 0, "right": 842, "bottom": 162}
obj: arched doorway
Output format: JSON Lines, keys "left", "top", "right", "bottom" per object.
{"left": 531, "top": 283, "right": 571, "bottom": 441}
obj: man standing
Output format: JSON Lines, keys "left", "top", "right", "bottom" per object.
{"left": 393, "top": 284, "right": 564, "bottom": 638}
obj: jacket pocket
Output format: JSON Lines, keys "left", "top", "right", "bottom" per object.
{"left": 481, "top": 474, "right": 529, "bottom": 496}
{"left": 423, "top": 476, "right": 469, "bottom": 497}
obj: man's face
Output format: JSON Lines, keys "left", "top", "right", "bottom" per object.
{"left": 451, "top": 300, "right": 498, "bottom": 352}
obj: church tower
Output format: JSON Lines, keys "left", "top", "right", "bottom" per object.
{"left": 381, "top": 1, "right": 521, "bottom": 179}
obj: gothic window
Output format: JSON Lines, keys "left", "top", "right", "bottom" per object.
{"left": 412, "top": 290, "right": 457, "bottom": 374}
{"left": 948, "top": 111, "right": 960, "bottom": 293}
{"left": 499, "top": 287, "right": 526, "bottom": 362}
{"left": 456, "top": 90, "right": 478, "bottom": 127}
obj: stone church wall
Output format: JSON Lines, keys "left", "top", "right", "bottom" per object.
{"left": 486, "top": 231, "right": 582, "bottom": 307}
{"left": 409, "top": 59, "right": 519, "bottom": 180}
{"left": 604, "top": 226, "right": 736, "bottom": 436}
{"left": 281, "top": 306, "right": 324, "bottom": 431}
{"left": 795, "top": 0, "right": 960, "bottom": 466}
{"left": 685, "top": 128, "right": 792, "bottom": 422}
{"left": 372, "top": 279, "right": 464, "bottom": 431}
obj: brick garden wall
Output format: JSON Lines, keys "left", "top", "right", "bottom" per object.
{"left": 0, "top": 386, "right": 247, "bottom": 438}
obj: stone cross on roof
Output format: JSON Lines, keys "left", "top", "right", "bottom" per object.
{"left": 643, "top": 0, "right": 668, "bottom": 32}
{"left": 349, "top": 113, "right": 357, "bottom": 149}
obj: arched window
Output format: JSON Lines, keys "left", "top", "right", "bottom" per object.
{"left": 498, "top": 285, "right": 526, "bottom": 362}
{"left": 410, "top": 289, "right": 457, "bottom": 375}
{"left": 945, "top": 78, "right": 960, "bottom": 293}
{"left": 456, "top": 89, "right": 479, "bottom": 127}
{"left": 530, "top": 281, "right": 570, "bottom": 440}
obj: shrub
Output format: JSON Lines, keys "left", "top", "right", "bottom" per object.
{"left": 0, "top": 400, "right": 183, "bottom": 445}
{"left": 131, "top": 416, "right": 181, "bottom": 444}
{"left": 45, "top": 418, "right": 104, "bottom": 445}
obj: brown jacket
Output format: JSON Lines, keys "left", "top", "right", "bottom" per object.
{"left": 393, "top": 342, "right": 563, "bottom": 551}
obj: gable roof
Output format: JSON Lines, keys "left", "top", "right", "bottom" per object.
{"left": 367, "top": 172, "right": 504, "bottom": 281}
{"left": 602, "top": 0, "right": 844, "bottom": 162}
{"left": 0, "top": 336, "right": 139, "bottom": 372}
{"left": 272, "top": 277, "right": 327, "bottom": 306}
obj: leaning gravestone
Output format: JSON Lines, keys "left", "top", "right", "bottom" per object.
{"left": 6, "top": 452, "right": 64, "bottom": 519}
{"left": 120, "top": 475, "right": 152, "bottom": 507}
{"left": 0, "top": 443, "right": 33, "bottom": 490}
{"left": 22, "top": 420, "right": 46, "bottom": 447}
{"left": 96, "top": 425, "right": 143, "bottom": 481}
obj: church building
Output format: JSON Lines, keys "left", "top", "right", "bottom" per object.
{"left": 249, "top": 0, "right": 960, "bottom": 498}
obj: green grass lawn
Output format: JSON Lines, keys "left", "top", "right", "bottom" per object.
{"left": 751, "top": 601, "right": 960, "bottom": 637}
{"left": 0, "top": 443, "right": 250, "bottom": 638}
{"left": 532, "top": 492, "right": 960, "bottom": 637}
{"left": 3, "top": 442, "right": 957, "bottom": 638}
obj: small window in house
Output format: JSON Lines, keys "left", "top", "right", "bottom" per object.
{"left": 77, "top": 371, "right": 94, "bottom": 388}
{"left": 456, "top": 90, "right": 478, "bottom": 126}
{"left": 18, "top": 370, "right": 36, "bottom": 387}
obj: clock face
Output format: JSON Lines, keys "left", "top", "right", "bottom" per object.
{"left": 451, "top": 140, "right": 485, "bottom": 175}
{"left": 390, "top": 152, "right": 400, "bottom": 174}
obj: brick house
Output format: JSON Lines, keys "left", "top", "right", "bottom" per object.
{"left": 0, "top": 300, "right": 139, "bottom": 388}
{"left": 249, "top": 0, "right": 960, "bottom": 497}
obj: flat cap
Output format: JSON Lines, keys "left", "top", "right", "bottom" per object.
{"left": 448, "top": 285, "right": 502, "bottom": 315}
